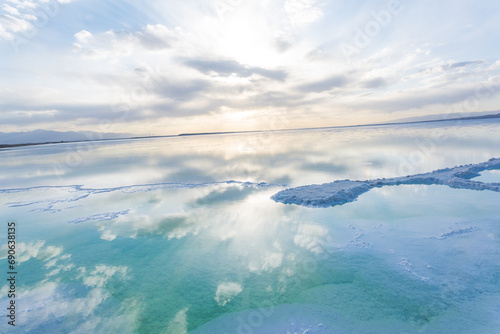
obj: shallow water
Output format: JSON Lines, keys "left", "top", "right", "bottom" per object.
{"left": 1, "top": 119, "right": 500, "bottom": 333}
{"left": 474, "top": 169, "right": 500, "bottom": 183}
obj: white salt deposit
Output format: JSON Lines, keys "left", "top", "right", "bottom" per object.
{"left": 272, "top": 158, "right": 500, "bottom": 208}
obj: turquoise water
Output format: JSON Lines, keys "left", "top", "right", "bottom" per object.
{"left": 1, "top": 119, "right": 500, "bottom": 333}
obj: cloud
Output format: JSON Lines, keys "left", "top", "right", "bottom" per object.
{"left": 74, "top": 29, "right": 92, "bottom": 43}
{"left": 72, "top": 24, "right": 177, "bottom": 57}
{"left": 442, "top": 60, "right": 485, "bottom": 70}
{"left": 355, "top": 82, "right": 500, "bottom": 112}
{"left": 294, "top": 224, "right": 328, "bottom": 253}
{"left": 274, "top": 35, "right": 294, "bottom": 53}
{"left": 95, "top": 212, "right": 201, "bottom": 241}
{"left": 248, "top": 251, "right": 284, "bottom": 272}
{"left": 153, "top": 78, "right": 212, "bottom": 100}
{"left": 0, "top": 13, "right": 32, "bottom": 39}
{"left": 284, "top": 0, "right": 323, "bottom": 26}
{"left": 362, "top": 77, "right": 387, "bottom": 89}
{"left": 0, "top": 239, "right": 136, "bottom": 333}
{"left": 0, "top": 0, "right": 75, "bottom": 40}
{"left": 184, "top": 59, "right": 287, "bottom": 81}
{"left": 0, "top": 265, "right": 136, "bottom": 333}
{"left": 191, "top": 186, "right": 258, "bottom": 207}
{"left": 165, "top": 307, "right": 189, "bottom": 334}
{"left": 298, "top": 75, "right": 349, "bottom": 93}
{"left": 214, "top": 282, "right": 243, "bottom": 306}
{"left": 0, "top": 240, "right": 63, "bottom": 263}
{"left": 82, "top": 265, "right": 128, "bottom": 288}
{"left": 137, "top": 24, "right": 175, "bottom": 50}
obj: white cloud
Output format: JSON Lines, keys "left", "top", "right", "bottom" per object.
{"left": 2, "top": 4, "right": 21, "bottom": 16}
{"left": 96, "top": 211, "right": 199, "bottom": 241}
{"left": 284, "top": 0, "right": 323, "bottom": 25}
{"left": 0, "top": 13, "right": 32, "bottom": 39}
{"left": 294, "top": 224, "right": 328, "bottom": 253}
{"left": 0, "top": 0, "right": 75, "bottom": 40}
{"left": 83, "top": 265, "right": 128, "bottom": 288}
{"left": 138, "top": 24, "right": 176, "bottom": 50}
{"left": 248, "top": 251, "right": 284, "bottom": 272}
{"left": 165, "top": 307, "right": 189, "bottom": 334}
{"left": 0, "top": 241, "right": 63, "bottom": 263}
{"left": 0, "top": 239, "right": 134, "bottom": 333}
{"left": 0, "top": 261, "right": 134, "bottom": 333}
{"left": 214, "top": 282, "right": 243, "bottom": 306}
{"left": 74, "top": 29, "right": 92, "bottom": 43}
{"left": 46, "top": 263, "right": 75, "bottom": 277}
{"left": 2, "top": 282, "right": 137, "bottom": 333}
{"left": 72, "top": 24, "right": 177, "bottom": 58}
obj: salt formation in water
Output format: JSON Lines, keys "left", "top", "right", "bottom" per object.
{"left": 272, "top": 158, "right": 500, "bottom": 208}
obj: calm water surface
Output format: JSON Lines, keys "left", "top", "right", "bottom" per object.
{"left": 1, "top": 119, "right": 500, "bottom": 333}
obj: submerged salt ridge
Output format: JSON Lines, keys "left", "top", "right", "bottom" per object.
{"left": 0, "top": 180, "right": 279, "bottom": 195}
{"left": 1, "top": 181, "right": 280, "bottom": 206}
{"left": 272, "top": 158, "right": 500, "bottom": 208}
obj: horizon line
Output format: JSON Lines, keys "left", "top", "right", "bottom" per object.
{"left": 1, "top": 112, "right": 499, "bottom": 149}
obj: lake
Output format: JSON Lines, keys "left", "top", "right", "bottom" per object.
{"left": 1, "top": 118, "right": 500, "bottom": 333}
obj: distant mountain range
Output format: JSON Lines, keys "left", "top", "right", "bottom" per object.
{"left": 0, "top": 130, "right": 131, "bottom": 146}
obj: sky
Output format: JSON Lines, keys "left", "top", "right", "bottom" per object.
{"left": 1, "top": 0, "right": 500, "bottom": 136}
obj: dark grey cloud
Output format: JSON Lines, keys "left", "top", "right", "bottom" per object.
{"left": 250, "top": 91, "right": 297, "bottom": 107}
{"left": 183, "top": 59, "right": 287, "bottom": 81}
{"left": 190, "top": 187, "right": 258, "bottom": 207}
{"left": 305, "top": 48, "right": 327, "bottom": 61}
{"left": 138, "top": 33, "right": 171, "bottom": 50}
{"left": 153, "top": 79, "right": 211, "bottom": 100}
{"left": 148, "top": 99, "right": 226, "bottom": 118}
{"left": 300, "top": 162, "right": 348, "bottom": 174}
{"left": 362, "top": 77, "right": 387, "bottom": 89}
{"left": 245, "top": 90, "right": 319, "bottom": 109}
{"left": 443, "top": 60, "right": 485, "bottom": 70}
{"left": 136, "top": 25, "right": 177, "bottom": 51}
{"left": 274, "top": 36, "right": 294, "bottom": 53}
{"left": 297, "top": 75, "right": 348, "bottom": 93}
